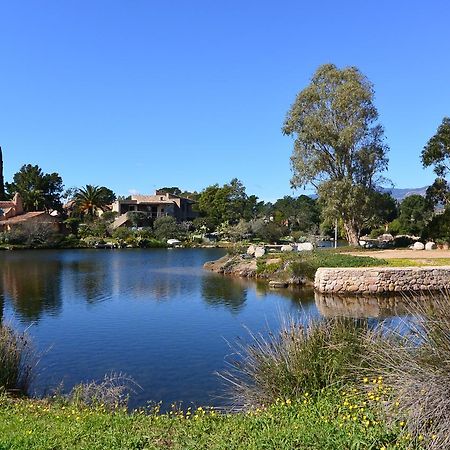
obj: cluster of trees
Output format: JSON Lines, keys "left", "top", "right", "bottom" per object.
{"left": 283, "top": 64, "right": 450, "bottom": 244}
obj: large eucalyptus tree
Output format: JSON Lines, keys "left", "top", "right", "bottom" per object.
{"left": 283, "top": 64, "right": 389, "bottom": 245}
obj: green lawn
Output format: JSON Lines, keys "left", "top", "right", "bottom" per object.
{"left": 0, "top": 388, "right": 417, "bottom": 450}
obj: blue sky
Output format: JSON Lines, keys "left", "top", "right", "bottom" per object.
{"left": 0, "top": 0, "right": 449, "bottom": 201}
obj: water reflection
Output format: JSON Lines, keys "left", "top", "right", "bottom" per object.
{"left": 0, "top": 255, "right": 62, "bottom": 322}
{"left": 202, "top": 275, "right": 247, "bottom": 312}
{"left": 315, "top": 291, "right": 436, "bottom": 318}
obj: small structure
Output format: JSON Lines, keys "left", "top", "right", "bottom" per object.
{"left": 111, "top": 190, "right": 197, "bottom": 229}
{"left": 0, "top": 193, "right": 59, "bottom": 232}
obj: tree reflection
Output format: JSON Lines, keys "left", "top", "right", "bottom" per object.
{"left": 0, "top": 257, "right": 62, "bottom": 323}
{"left": 202, "top": 276, "right": 247, "bottom": 313}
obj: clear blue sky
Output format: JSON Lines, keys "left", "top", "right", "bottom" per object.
{"left": 0, "top": 0, "right": 449, "bottom": 201}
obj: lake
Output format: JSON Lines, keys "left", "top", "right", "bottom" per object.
{"left": 0, "top": 248, "right": 405, "bottom": 409}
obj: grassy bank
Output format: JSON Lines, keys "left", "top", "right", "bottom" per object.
{"left": 255, "top": 249, "right": 389, "bottom": 281}
{"left": 0, "top": 388, "right": 412, "bottom": 450}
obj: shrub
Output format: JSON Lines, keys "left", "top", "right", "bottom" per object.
{"left": 153, "top": 216, "right": 185, "bottom": 241}
{"left": 0, "top": 324, "right": 35, "bottom": 395}
{"left": 219, "top": 316, "right": 368, "bottom": 410}
{"left": 364, "top": 293, "right": 450, "bottom": 449}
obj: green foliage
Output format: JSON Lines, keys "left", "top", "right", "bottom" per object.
{"left": 271, "top": 195, "right": 321, "bottom": 232}
{"left": 288, "top": 251, "right": 387, "bottom": 280}
{"left": 283, "top": 64, "right": 389, "bottom": 245}
{"left": 251, "top": 219, "right": 287, "bottom": 243}
{"left": 197, "top": 179, "right": 263, "bottom": 228}
{"left": 5, "top": 164, "right": 64, "bottom": 212}
{"left": 421, "top": 117, "right": 450, "bottom": 179}
{"left": 423, "top": 208, "right": 450, "bottom": 242}
{"left": 2, "top": 223, "right": 63, "bottom": 248}
{"left": 153, "top": 216, "right": 184, "bottom": 241}
{"left": 72, "top": 185, "right": 116, "bottom": 217}
{"left": 398, "top": 195, "right": 433, "bottom": 235}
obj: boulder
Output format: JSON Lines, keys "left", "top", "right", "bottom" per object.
{"left": 281, "top": 244, "right": 294, "bottom": 252}
{"left": 247, "top": 244, "right": 256, "bottom": 256}
{"left": 254, "top": 247, "right": 266, "bottom": 258}
{"left": 425, "top": 242, "right": 437, "bottom": 251}
{"left": 269, "top": 280, "right": 288, "bottom": 288}
{"left": 413, "top": 242, "right": 425, "bottom": 250}
{"left": 297, "top": 242, "right": 314, "bottom": 251}
{"left": 379, "top": 233, "right": 394, "bottom": 242}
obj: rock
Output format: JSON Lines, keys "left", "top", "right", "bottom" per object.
{"left": 281, "top": 244, "right": 294, "bottom": 252}
{"left": 379, "top": 233, "right": 394, "bottom": 242}
{"left": 425, "top": 242, "right": 436, "bottom": 250}
{"left": 247, "top": 244, "right": 256, "bottom": 256}
{"left": 413, "top": 242, "right": 425, "bottom": 250}
{"left": 359, "top": 240, "right": 366, "bottom": 247}
{"left": 254, "top": 247, "right": 265, "bottom": 258}
{"left": 269, "top": 280, "right": 288, "bottom": 288}
{"left": 297, "top": 242, "right": 314, "bottom": 251}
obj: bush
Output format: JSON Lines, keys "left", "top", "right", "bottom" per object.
{"left": 220, "top": 316, "right": 369, "bottom": 410}
{"left": 153, "top": 216, "right": 185, "bottom": 241}
{"left": 364, "top": 293, "right": 450, "bottom": 449}
{"left": 0, "top": 324, "right": 35, "bottom": 395}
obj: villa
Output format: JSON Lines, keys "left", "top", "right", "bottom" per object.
{"left": 111, "top": 190, "right": 197, "bottom": 228}
{"left": 0, "top": 193, "right": 60, "bottom": 232}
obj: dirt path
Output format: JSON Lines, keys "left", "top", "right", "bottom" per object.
{"left": 348, "top": 249, "right": 450, "bottom": 260}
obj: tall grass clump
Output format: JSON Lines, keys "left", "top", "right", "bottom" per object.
{"left": 220, "top": 316, "right": 369, "bottom": 410}
{"left": 365, "top": 292, "right": 450, "bottom": 449}
{"left": 0, "top": 324, "right": 35, "bottom": 395}
{"left": 63, "top": 372, "right": 141, "bottom": 410}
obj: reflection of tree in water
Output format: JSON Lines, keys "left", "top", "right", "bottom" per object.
{"left": 65, "top": 260, "right": 113, "bottom": 304}
{"left": 0, "top": 294, "right": 4, "bottom": 323}
{"left": 0, "top": 258, "right": 62, "bottom": 323}
{"left": 202, "top": 276, "right": 247, "bottom": 313}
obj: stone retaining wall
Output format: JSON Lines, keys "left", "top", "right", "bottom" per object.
{"left": 315, "top": 266, "right": 450, "bottom": 294}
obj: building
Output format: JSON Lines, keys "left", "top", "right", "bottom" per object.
{"left": 0, "top": 193, "right": 59, "bottom": 232}
{"left": 111, "top": 190, "right": 197, "bottom": 228}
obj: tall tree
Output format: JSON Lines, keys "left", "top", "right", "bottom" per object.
{"left": 73, "top": 185, "right": 116, "bottom": 217}
{"left": 0, "top": 147, "right": 5, "bottom": 200}
{"left": 398, "top": 194, "right": 432, "bottom": 236}
{"left": 421, "top": 117, "right": 450, "bottom": 207}
{"left": 283, "top": 64, "right": 389, "bottom": 245}
{"left": 6, "top": 164, "right": 64, "bottom": 212}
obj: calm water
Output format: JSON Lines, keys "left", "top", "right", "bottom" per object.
{"left": 0, "top": 249, "right": 321, "bottom": 408}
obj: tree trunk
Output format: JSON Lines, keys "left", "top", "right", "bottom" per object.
{"left": 0, "top": 146, "right": 5, "bottom": 201}
{"left": 343, "top": 221, "right": 359, "bottom": 246}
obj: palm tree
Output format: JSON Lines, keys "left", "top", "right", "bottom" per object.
{"left": 73, "top": 185, "right": 115, "bottom": 217}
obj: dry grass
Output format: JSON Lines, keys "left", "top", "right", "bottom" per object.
{"left": 62, "top": 372, "right": 141, "bottom": 410}
{"left": 364, "top": 291, "right": 450, "bottom": 449}
{"left": 0, "top": 324, "right": 36, "bottom": 396}
{"left": 219, "top": 316, "right": 369, "bottom": 410}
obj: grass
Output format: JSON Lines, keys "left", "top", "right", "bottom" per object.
{"left": 385, "top": 258, "right": 450, "bottom": 267}
{"left": 0, "top": 388, "right": 413, "bottom": 450}
{"left": 0, "top": 324, "right": 35, "bottom": 396}
{"left": 363, "top": 292, "right": 450, "bottom": 449}
{"left": 219, "top": 316, "right": 369, "bottom": 410}
{"left": 256, "top": 249, "right": 389, "bottom": 280}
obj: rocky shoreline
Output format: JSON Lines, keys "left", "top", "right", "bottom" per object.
{"left": 203, "top": 254, "right": 311, "bottom": 286}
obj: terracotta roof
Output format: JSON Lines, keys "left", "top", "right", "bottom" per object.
{"left": 0, "top": 201, "right": 15, "bottom": 208}
{"left": 0, "top": 211, "right": 51, "bottom": 224}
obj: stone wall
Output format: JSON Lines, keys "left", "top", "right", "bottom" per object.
{"left": 315, "top": 266, "right": 450, "bottom": 294}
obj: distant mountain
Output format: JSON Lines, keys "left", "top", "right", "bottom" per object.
{"left": 381, "top": 186, "right": 428, "bottom": 201}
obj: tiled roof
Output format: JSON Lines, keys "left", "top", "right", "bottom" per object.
{"left": 0, "top": 211, "right": 50, "bottom": 224}
{"left": 0, "top": 201, "right": 15, "bottom": 208}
